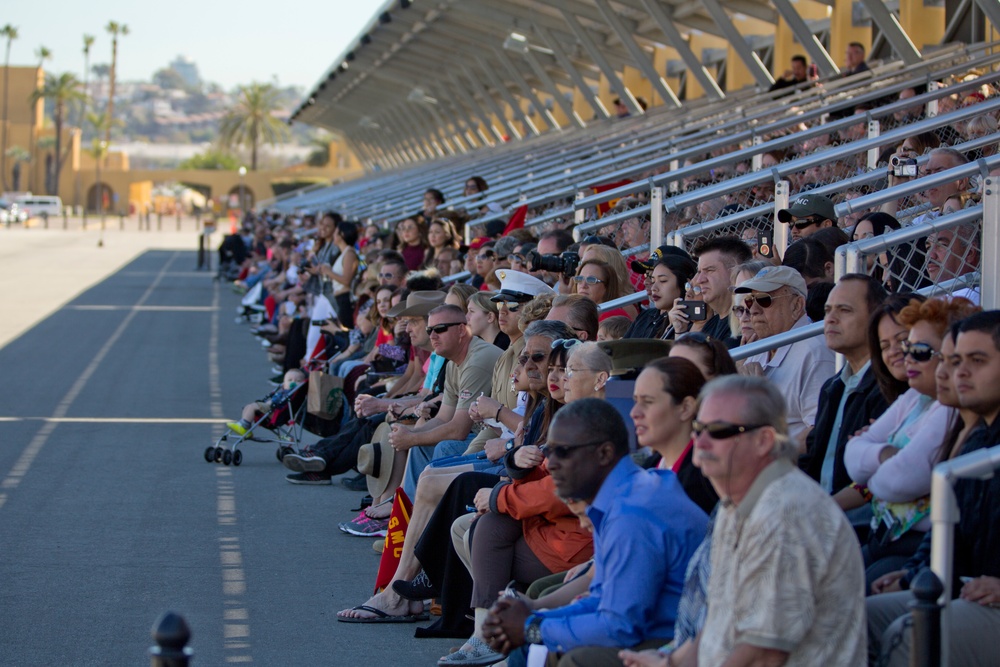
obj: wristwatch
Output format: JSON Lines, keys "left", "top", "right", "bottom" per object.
{"left": 525, "top": 616, "right": 543, "bottom": 645}
{"left": 505, "top": 439, "right": 515, "bottom": 452}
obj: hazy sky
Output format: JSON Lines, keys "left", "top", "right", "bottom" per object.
{"left": 3, "top": 0, "right": 387, "bottom": 91}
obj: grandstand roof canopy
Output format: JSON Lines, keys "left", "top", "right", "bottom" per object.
{"left": 291, "top": 0, "right": 1000, "bottom": 169}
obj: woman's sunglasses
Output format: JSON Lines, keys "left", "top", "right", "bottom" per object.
{"left": 691, "top": 420, "right": 767, "bottom": 440}
{"left": 551, "top": 338, "right": 583, "bottom": 351}
{"left": 900, "top": 341, "right": 940, "bottom": 363}
{"left": 572, "top": 275, "right": 604, "bottom": 285}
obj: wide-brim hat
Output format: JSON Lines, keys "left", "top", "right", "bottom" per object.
{"left": 386, "top": 290, "right": 446, "bottom": 318}
{"left": 597, "top": 339, "right": 672, "bottom": 376}
{"left": 489, "top": 269, "right": 555, "bottom": 302}
{"left": 356, "top": 422, "right": 395, "bottom": 498}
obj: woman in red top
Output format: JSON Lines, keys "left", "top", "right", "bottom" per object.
{"left": 393, "top": 216, "right": 429, "bottom": 271}
{"left": 572, "top": 259, "right": 637, "bottom": 322}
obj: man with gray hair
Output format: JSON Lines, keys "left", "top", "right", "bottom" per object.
{"left": 735, "top": 266, "right": 835, "bottom": 446}
{"left": 687, "top": 375, "right": 867, "bottom": 666}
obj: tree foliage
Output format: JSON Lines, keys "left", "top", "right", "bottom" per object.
{"left": 31, "top": 72, "right": 87, "bottom": 194}
{"left": 218, "top": 82, "right": 290, "bottom": 171}
{"left": 179, "top": 149, "right": 240, "bottom": 170}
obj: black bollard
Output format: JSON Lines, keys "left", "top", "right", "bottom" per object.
{"left": 149, "top": 611, "right": 193, "bottom": 667}
{"left": 42, "top": 212, "right": 49, "bottom": 229}
{"left": 197, "top": 233, "right": 206, "bottom": 270}
{"left": 119, "top": 212, "right": 125, "bottom": 231}
{"left": 157, "top": 212, "right": 163, "bottom": 231}
{"left": 909, "top": 569, "right": 944, "bottom": 667}
{"left": 63, "top": 209, "right": 68, "bottom": 230}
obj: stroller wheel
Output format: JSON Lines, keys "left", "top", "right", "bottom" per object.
{"left": 204, "top": 446, "right": 216, "bottom": 463}
{"left": 214, "top": 447, "right": 224, "bottom": 463}
{"left": 233, "top": 450, "right": 243, "bottom": 466}
{"left": 222, "top": 450, "right": 233, "bottom": 465}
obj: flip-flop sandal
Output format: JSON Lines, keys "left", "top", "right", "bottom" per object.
{"left": 336, "top": 605, "right": 429, "bottom": 624}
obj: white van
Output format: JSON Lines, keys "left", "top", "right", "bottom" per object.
{"left": 16, "top": 195, "right": 63, "bottom": 219}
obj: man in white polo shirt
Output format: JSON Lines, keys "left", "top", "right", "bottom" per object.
{"left": 735, "top": 266, "right": 835, "bottom": 447}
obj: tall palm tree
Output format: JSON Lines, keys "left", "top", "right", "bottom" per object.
{"left": 31, "top": 72, "right": 86, "bottom": 195}
{"left": 103, "top": 21, "right": 128, "bottom": 150}
{"left": 1, "top": 24, "right": 19, "bottom": 191}
{"left": 81, "top": 35, "right": 95, "bottom": 116}
{"left": 35, "top": 45, "right": 52, "bottom": 69}
{"left": 218, "top": 83, "right": 290, "bottom": 171}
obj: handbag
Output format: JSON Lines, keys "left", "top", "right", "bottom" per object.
{"left": 307, "top": 370, "right": 344, "bottom": 420}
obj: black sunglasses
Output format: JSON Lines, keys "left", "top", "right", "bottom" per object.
{"left": 742, "top": 292, "right": 794, "bottom": 309}
{"left": 691, "top": 420, "right": 768, "bottom": 440}
{"left": 541, "top": 440, "right": 606, "bottom": 459}
{"left": 426, "top": 321, "right": 466, "bottom": 335}
{"left": 518, "top": 352, "right": 548, "bottom": 365}
{"left": 790, "top": 217, "right": 822, "bottom": 230}
{"left": 900, "top": 341, "right": 940, "bottom": 363}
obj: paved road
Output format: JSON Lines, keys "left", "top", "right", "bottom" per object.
{"left": 0, "top": 250, "right": 454, "bottom": 666}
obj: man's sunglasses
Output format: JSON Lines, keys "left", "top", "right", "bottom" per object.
{"left": 900, "top": 341, "right": 940, "bottom": 363}
{"left": 426, "top": 321, "right": 466, "bottom": 335}
{"left": 691, "top": 420, "right": 768, "bottom": 440}
{"left": 541, "top": 440, "right": 605, "bottom": 459}
{"left": 742, "top": 292, "right": 794, "bottom": 309}
{"left": 790, "top": 217, "right": 822, "bottom": 231}
{"left": 518, "top": 352, "right": 548, "bottom": 365}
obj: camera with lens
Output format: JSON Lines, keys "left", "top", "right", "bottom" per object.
{"left": 890, "top": 155, "right": 918, "bottom": 178}
{"left": 529, "top": 250, "right": 581, "bottom": 279}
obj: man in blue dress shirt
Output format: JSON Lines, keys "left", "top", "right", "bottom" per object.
{"left": 483, "top": 398, "right": 708, "bottom": 666}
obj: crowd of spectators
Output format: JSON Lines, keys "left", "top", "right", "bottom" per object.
{"left": 215, "top": 56, "right": 1000, "bottom": 667}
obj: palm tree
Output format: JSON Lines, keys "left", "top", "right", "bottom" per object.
{"left": 81, "top": 35, "right": 95, "bottom": 115}
{"left": 103, "top": 22, "right": 128, "bottom": 150}
{"left": 218, "top": 83, "right": 290, "bottom": 171}
{"left": 35, "top": 45, "right": 52, "bottom": 69}
{"left": 5, "top": 145, "right": 28, "bottom": 191}
{"left": 31, "top": 72, "right": 86, "bottom": 195}
{"left": 1, "top": 24, "right": 19, "bottom": 191}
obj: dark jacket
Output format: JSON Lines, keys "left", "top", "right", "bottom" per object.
{"left": 624, "top": 307, "right": 667, "bottom": 339}
{"left": 901, "top": 418, "right": 1000, "bottom": 592}
{"left": 800, "top": 365, "right": 888, "bottom": 493}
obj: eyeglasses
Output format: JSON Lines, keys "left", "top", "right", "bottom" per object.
{"left": 572, "top": 275, "right": 604, "bottom": 285}
{"left": 565, "top": 365, "right": 596, "bottom": 379}
{"left": 900, "top": 341, "right": 940, "bottom": 363}
{"left": 790, "top": 217, "right": 822, "bottom": 231}
{"left": 732, "top": 305, "right": 751, "bottom": 318}
{"left": 742, "top": 292, "right": 795, "bottom": 309}
{"left": 518, "top": 352, "right": 548, "bottom": 365}
{"left": 691, "top": 420, "right": 768, "bottom": 440}
{"left": 426, "top": 321, "right": 466, "bottom": 335}
{"left": 541, "top": 440, "right": 606, "bottom": 459}
{"left": 378, "top": 272, "right": 397, "bottom": 280}
{"left": 497, "top": 301, "right": 522, "bottom": 312}
{"left": 550, "top": 338, "right": 582, "bottom": 351}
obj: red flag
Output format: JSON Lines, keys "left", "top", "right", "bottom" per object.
{"left": 374, "top": 488, "right": 413, "bottom": 593}
{"left": 590, "top": 179, "right": 633, "bottom": 216}
{"left": 502, "top": 205, "right": 528, "bottom": 235}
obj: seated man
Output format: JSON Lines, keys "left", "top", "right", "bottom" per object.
{"left": 483, "top": 398, "right": 708, "bottom": 665}
{"left": 388, "top": 304, "right": 503, "bottom": 499}
{"left": 925, "top": 221, "right": 980, "bottom": 303}
{"left": 866, "top": 311, "right": 1000, "bottom": 667}
{"left": 684, "top": 237, "right": 753, "bottom": 345}
{"left": 801, "top": 274, "right": 889, "bottom": 504}
{"left": 777, "top": 193, "right": 837, "bottom": 242}
{"left": 689, "top": 375, "right": 866, "bottom": 666}
{"left": 735, "top": 266, "right": 835, "bottom": 446}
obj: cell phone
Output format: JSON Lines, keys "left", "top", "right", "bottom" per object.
{"left": 678, "top": 300, "right": 708, "bottom": 321}
{"left": 757, "top": 233, "right": 773, "bottom": 258}
{"left": 809, "top": 63, "right": 818, "bottom": 78}
{"left": 310, "top": 319, "right": 330, "bottom": 326}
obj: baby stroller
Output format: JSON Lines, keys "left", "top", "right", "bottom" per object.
{"left": 204, "top": 378, "right": 310, "bottom": 466}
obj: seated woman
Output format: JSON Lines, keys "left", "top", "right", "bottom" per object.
{"left": 624, "top": 250, "right": 697, "bottom": 339}
{"left": 336, "top": 286, "right": 398, "bottom": 378}
{"left": 561, "top": 341, "right": 612, "bottom": 404}
{"left": 423, "top": 218, "right": 461, "bottom": 271}
{"left": 845, "top": 297, "right": 979, "bottom": 588}
{"left": 573, "top": 259, "right": 637, "bottom": 322}
{"left": 669, "top": 332, "right": 739, "bottom": 380}
{"left": 394, "top": 217, "right": 429, "bottom": 272}
{"left": 467, "top": 292, "right": 510, "bottom": 350}
{"left": 437, "top": 341, "right": 597, "bottom": 664}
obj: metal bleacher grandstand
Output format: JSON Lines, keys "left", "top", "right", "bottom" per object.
{"left": 259, "top": 0, "right": 1000, "bottom": 344}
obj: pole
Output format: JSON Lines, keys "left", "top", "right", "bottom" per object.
{"left": 910, "top": 569, "right": 944, "bottom": 667}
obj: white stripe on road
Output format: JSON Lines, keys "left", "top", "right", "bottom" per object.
{"left": 0, "top": 252, "right": 180, "bottom": 497}
{"left": 67, "top": 305, "right": 218, "bottom": 311}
